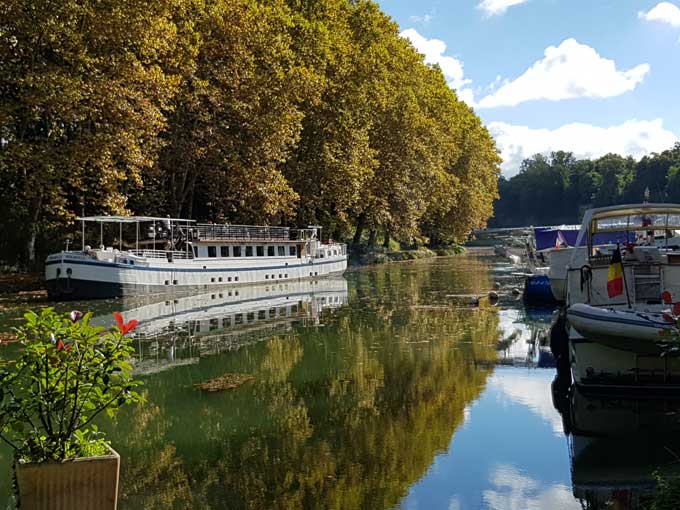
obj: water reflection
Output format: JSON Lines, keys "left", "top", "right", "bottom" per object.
{"left": 103, "top": 278, "right": 349, "bottom": 375}
{"left": 10, "top": 256, "right": 679, "bottom": 509}
{"left": 103, "top": 258, "right": 502, "bottom": 509}
{"left": 555, "top": 387, "right": 680, "bottom": 510}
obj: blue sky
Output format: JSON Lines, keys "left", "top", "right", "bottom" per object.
{"left": 376, "top": 0, "right": 680, "bottom": 176}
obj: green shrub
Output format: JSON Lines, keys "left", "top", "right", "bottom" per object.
{"left": 0, "top": 308, "right": 143, "bottom": 462}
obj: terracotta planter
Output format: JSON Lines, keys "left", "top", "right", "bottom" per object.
{"left": 15, "top": 444, "right": 120, "bottom": 510}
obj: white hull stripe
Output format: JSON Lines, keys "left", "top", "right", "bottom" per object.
{"left": 45, "top": 257, "right": 347, "bottom": 273}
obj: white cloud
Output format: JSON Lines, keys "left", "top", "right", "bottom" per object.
{"left": 490, "top": 119, "right": 679, "bottom": 176}
{"left": 478, "top": 0, "right": 529, "bottom": 16}
{"left": 475, "top": 39, "right": 649, "bottom": 109}
{"left": 639, "top": 2, "right": 680, "bottom": 27}
{"left": 483, "top": 465, "right": 581, "bottom": 510}
{"left": 400, "top": 28, "right": 471, "bottom": 92}
{"left": 488, "top": 371, "right": 564, "bottom": 435}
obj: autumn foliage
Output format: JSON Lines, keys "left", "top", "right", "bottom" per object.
{"left": 0, "top": 0, "right": 501, "bottom": 266}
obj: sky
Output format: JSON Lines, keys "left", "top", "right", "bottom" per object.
{"left": 376, "top": 0, "right": 680, "bottom": 176}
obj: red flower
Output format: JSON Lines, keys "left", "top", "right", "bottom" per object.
{"left": 663, "top": 313, "right": 674, "bottom": 323}
{"left": 673, "top": 302, "right": 680, "bottom": 316}
{"left": 662, "top": 291, "right": 673, "bottom": 305}
{"left": 114, "top": 312, "right": 137, "bottom": 336}
{"left": 56, "top": 339, "right": 72, "bottom": 351}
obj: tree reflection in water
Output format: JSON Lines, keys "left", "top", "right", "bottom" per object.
{"left": 107, "top": 257, "right": 501, "bottom": 510}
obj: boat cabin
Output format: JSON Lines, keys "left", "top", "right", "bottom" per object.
{"left": 567, "top": 203, "right": 680, "bottom": 307}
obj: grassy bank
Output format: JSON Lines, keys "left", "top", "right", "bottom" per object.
{"left": 349, "top": 245, "right": 465, "bottom": 266}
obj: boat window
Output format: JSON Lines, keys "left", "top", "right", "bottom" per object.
{"left": 267, "top": 246, "right": 275, "bottom": 256}
{"left": 221, "top": 246, "right": 229, "bottom": 257}
{"left": 193, "top": 245, "right": 198, "bottom": 257}
{"left": 257, "top": 246, "right": 264, "bottom": 257}
{"left": 289, "top": 246, "right": 297, "bottom": 256}
{"left": 208, "top": 246, "right": 217, "bottom": 257}
{"left": 278, "top": 246, "right": 285, "bottom": 256}
{"left": 233, "top": 246, "right": 242, "bottom": 257}
{"left": 245, "top": 246, "right": 253, "bottom": 257}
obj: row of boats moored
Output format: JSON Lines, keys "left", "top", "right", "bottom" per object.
{"left": 514, "top": 201, "right": 680, "bottom": 391}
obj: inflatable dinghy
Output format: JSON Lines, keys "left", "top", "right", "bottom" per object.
{"left": 567, "top": 303, "right": 675, "bottom": 355}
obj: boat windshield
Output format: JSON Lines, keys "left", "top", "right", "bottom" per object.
{"left": 594, "top": 213, "right": 680, "bottom": 233}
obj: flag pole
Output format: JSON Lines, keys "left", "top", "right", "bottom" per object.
{"left": 619, "top": 243, "right": 632, "bottom": 309}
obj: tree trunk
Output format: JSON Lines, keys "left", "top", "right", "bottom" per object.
{"left": 185, "top": 174, "right": 197, "bottom": 219}
{"left": 352, "top": 213, "right": 366, "bottom": 246}
{"left": 368, "top": 229, "right": 376, "bottom": 248}
{"left": 27, "top": 196, "right": 42, "bottom": 267}
{"left": 382, "top": 227, "right": 390, "bottom": 249}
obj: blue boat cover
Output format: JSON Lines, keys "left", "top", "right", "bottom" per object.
{"left": 534, "top": 227, "right": 634, "bottom": 251}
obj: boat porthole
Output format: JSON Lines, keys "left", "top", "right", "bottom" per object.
{"left": 66, "top": 268, "right": 72, "bottom": 276}
{"left": 56, "top": 268, "right": 61, "bottom": 277}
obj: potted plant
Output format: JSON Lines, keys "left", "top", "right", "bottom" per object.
{"left": 0, "top": 308, "right": 143, "bottom": 510}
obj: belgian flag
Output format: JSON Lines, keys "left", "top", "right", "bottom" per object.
{"left": 607, "top": 246, "right": 624, "bottom": 298}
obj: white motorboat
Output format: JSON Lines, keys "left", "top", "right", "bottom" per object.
{"left": 45, "top": 216, "right": 348, "bottom": 300}
{"left": 547, "top": 246, "right": 581, "bottom": 301}
{"left": 562, "top": 203, "right": 680, "bottom": 388}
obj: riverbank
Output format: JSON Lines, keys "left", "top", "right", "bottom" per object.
{"left": 350, "top": 245, "right": 466, "bottom": 266}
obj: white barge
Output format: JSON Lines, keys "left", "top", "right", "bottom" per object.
{"left": 45, "top": 216, "right": 348, "bottom": 300}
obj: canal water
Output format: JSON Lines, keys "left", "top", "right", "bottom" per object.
{"left": 0, "top": 254, "right": 677, "bottom": 509}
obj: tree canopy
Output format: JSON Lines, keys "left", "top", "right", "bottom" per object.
{"left": 491, "top": 144, "right": 680, "bottom": 228}
{"left": 0, "top": 0, "right": 501, "bottom": 267}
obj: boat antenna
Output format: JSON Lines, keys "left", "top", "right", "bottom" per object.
{"left": 81, "top": 207, "right": 86, "bottom": 251}
{"left": 618, "top": 243, "right": 632, "bottom": 309}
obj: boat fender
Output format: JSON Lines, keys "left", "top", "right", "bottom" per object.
{"left": 550, "top": 316, "right": 567, "bottom": 358}
{"left": 579, "top": 265, "right": 592, "bottom": 297}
